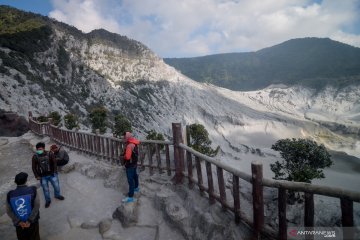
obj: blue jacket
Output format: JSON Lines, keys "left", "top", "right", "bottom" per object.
{"left": 6, "top": 185, "right": 40, "bottom": 226}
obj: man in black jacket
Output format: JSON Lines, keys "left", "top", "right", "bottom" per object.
{"left": 6, "top": 172, "right": 40, "bottom": 240}
{"left": 32, "top": 142, "right": 64, "bottom": 208}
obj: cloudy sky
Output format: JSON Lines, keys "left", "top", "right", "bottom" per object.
{"left": 2, "top": 0, "right": 360, "bottom": 57}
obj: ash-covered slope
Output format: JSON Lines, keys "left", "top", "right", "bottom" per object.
{"left": 0, "top": 5, "right": 359, "bottom": 163}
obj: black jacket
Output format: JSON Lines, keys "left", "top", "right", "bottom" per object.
{"left": 32, "top": 151, "right": 57, "bottom": 178}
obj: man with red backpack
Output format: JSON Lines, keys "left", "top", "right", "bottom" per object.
{"left": 50, "top": 144, "right": 69, "bottom": 168}
{"left": 121, "top": 132, "right": 140, "bottom": 203}
{"left": 32, "top": 142, "right": 64, "bottom": 208}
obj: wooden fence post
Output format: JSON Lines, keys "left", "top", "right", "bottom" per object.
{"left": 47, "top": 118, "right": 53, "bottom": 139}
{"left": 252, "top": 161, "right": 264, "bottom": 240}
{"left": 172, "top": 123, "right": 184, "bottom": 184}
{"left": 147, "top": 145, "right": 153, "bottom": 176}
{"left": 206, "top": 162, "right": 215, "bottom": 204}
{"left": 304, "top": 192, "right": 314, "bottom": 240}
{"left": 341, "top": 198, "right": 354, "bottom": 240}
{"left": 278, "top": 188, "right": 287, "bottom": 240}
{"left": 155, "top": 144, "right": 162, "bottom": 174}
{"left": 233, "top": 175, "right": 240, "bottom": 223}
{"left": 106, "top": 138, "right": 111, "bottom": 161}
{"left": 185, "top": 125, "right": 194, "bottom": 189}
{"left": 110, "top": 139, "right": 114, "bottom": 164}
{"left": 96, "top": 129, "right": 100, "bottom": 158}
{"left": 195, "top": 156, "right": 204, "bottom": 195}
{"left": 165, "top": 145, "right": 171, "bottom": 176}
{"left": 217, "top": 166, "right": 226, "bottom": 210}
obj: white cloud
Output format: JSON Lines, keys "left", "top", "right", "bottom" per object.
{"left": 49, "top": 0, "right": 120, "bottom": 33}
{"left": 49, "top": 0, "right": 360, "bottom": 57}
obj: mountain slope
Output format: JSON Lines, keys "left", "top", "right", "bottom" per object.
{"left": 0, "top": 5, "right": 359, "bottom": 165}
{"left": 164, "top": 38, "right": 360, "bottom": 91}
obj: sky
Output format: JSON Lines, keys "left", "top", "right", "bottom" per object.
{"left": 1, "top": 0, "right": 360, "bottom": 57}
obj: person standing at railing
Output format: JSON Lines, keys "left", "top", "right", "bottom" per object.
{"left": 32, "top": 142, "right": 65, "bottom": 208}
{"left": 121, "top": 132, "right": 140, "bottom": 203}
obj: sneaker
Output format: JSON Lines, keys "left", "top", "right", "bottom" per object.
{"left": 134, "top": 187, "right": 140, "bottom": 193}
{"left": 45, "top": 201, "right": 51, "bottom": 208}
{"left": 121, "top": 197, "right": 134, "bottom": 203}
{"left": 55, "top": 195, "right": 65, "bottom": 200}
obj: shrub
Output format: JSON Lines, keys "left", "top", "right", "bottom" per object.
{"left": 187, "top": 123, "right": 219, "bottom": 157}
{"left": 89, "top": 106, "right": 107, "bottom": 134}
{"left": 37, "top": 115, "right": 48, "bottom": 123}
{"left": 146, "top": 129, "right": 165, "bottom": 154}
{"left": 113, "top": 114, "right": 132, "bottom": 137}
{"left": 271, "top": 138, "right": 332, "bottom": 183}
{"left": 271, "top": 138, "right": 333, "bottom": 204}
{"left": 64, "top": 113, "right": 79, "bottom": 130}
{"left": 48, "top": 111, "right": 61, "bottom": 126}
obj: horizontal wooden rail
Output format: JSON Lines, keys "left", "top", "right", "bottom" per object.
{"left": 28, "top": 118, "right": 175, "bottom": 175}
{"left": 179, "top": 143, "right": 252, "bottom": 182}
{"left": 179, "top": 143, "right": 360, "bottom": 203}
{"left": 262, "top": 178, "right": 360, "bottom": 202}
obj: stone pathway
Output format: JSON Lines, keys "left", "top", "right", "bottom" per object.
{"left": 0, "top": 133, "right": 252, "bottom": 240}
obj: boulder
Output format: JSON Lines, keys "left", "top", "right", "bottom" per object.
{"left": 101, "top": 219, "right": 123, "bottom": 240}
{"left": 165, "top": 201, "right": 189, "bottom": 222}
{"left": 78, "top": 163, "right": 112, "bottom": 179}
{"left": 80, "top": 220, "right": 99, "bottom": 229}
{"left": 0, "top": 110, "right": 29, "bottom": 137}
{"left": 112, "top": 200, "right": 139, "bottom": 227}
{"left": 102, "top": 231, "right": 123, "bottom": 240}
{"left": 67, "top": 215, "right": 83, "bottom": 228}
{"left": 99, "top": 218, "right": 113, "bottom": 235}
{"left": 60, "top": 163, "right": 76, "bottom": 173}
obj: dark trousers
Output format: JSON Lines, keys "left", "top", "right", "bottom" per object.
{"left": 16, "top": 221, "right": 40, "bottom": 240}
{"left": 126, "top": 167, "right": 139, "bottom": 197}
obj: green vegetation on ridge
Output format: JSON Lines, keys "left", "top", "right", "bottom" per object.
{"left": 0, "top": 5, "right": 52, "bottom": 56}
{"left": 0, "top": 5, "right": 46, "bottom": 34}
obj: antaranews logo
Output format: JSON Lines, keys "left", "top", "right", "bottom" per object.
{"left": 288, "top": 229, "right": 298, "bottom": 237}
{"left": 287, "top": 227, "right": 352, "bottom": 239}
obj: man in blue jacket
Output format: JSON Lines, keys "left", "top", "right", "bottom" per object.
{"left": 6, "top": 172, "right": 40, "bottom": 240}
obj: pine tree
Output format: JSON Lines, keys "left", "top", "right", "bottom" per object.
{"left": 188, "top": 123, "right": 219, "bottom": 157}
{"left": 48, "top": 111, "right": 61, "bottom": 126}
{"left": 89, "top": 107, "right": 107, "bottom": 134}
{"left": 270, "top": 138, "right": 332, "bottom": 183}
{"left": 146, "top": 129, "right": 165, "bottom": 154}
{"left": 113, "top": 114, "right": 132, "bottom": 137}
{"left": 64, "top": 113, "right": 79, "bottom": 130}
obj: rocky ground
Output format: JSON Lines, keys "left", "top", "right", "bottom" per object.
{"left": 0, "top": 132, "right": 252, "bottom": 240}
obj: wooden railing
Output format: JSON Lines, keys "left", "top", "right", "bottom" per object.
{"left": 28, "top": 117, "right": 175, "bottom": 176}
{"left": 28, "top": 116, "right": 360, "bottom": 240}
